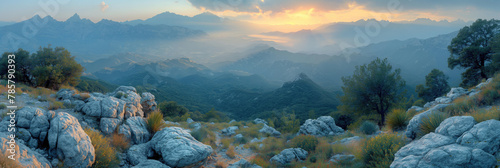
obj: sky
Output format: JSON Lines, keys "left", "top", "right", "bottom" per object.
{"left": 0, "top": 0, "right": 499, "bottom": 25}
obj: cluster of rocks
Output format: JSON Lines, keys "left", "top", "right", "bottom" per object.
{"left": 0, "top": 85, "right": 218, "bottom": 168}
{"left": 298, "top": 116, "right": 344, "bottom": 136}
{"left": 269, "top": 148, "right": 308, "bottom": 166}
{"left": 405, "top": 78, "right": 493, "bottom": 140}
{"left": 252, "top": 118, "right": 282, "bottom": 137}
{"left": 0, "top": 108, "right": 95, "bottom": 167}
{"left": 392, "top": 116, "right": 500, "bottom": 168}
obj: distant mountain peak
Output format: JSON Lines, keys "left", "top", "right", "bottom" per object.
{"left": 67, "top": 13, "right": 81, "bottom": 22}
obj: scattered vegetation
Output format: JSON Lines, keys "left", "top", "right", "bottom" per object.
{"left": 84, "top": 128, "right": 120, "bottom": 168}
{"left": 190, "top": 127, "right": 217, "bottom": 149}
{"left": 226, "top": 146, "right": 236, "bottom": 159}
{"left": 466, "top": 107, "right": 500, "bottom": 122}
{"left": 0, "top": 151, "right": 23, "bottom": 168}
{"left": 48, "top": 100, "right": 64, "bottom": 110}
{"left": 0, "top": 104, "right": 6, "bottom": 109}
{"left": 290, "top": 135, "right": 319, "bottom": 152}
{"left": 418, "top": 112, "right": 449, "bottom": 138}
{"left": 362, "top": 133, "right": 405, "bottom": 168}
{"left": 215, "top": 161, "right": 226, "bottom": 168}
{"left": 110, "top": 133, "right": 130, "bottom": 152}
{"left": 386, "top": 109, "right": 409, "bottom": 131}
{"left": 359, "top": 121, "right": 378, "bottom": 135}
{"left": 145, "top": 111, "right": 166, "bottom": 134}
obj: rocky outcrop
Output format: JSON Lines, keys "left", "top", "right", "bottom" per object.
{"left": 391, "top": 117, "right": 499, "bottom": 168}
{"left": 48, "top": 112, "right": 95, "bottom": 168}
{"left": 0, "top": 132, "right": 51, "bottom": 168}
{"left": 259, "top": 124, "right": 281, "bottom": 137}
{"left": 405, "top": 104, "right": 449, "bottom": 140}
{"left": 269, "top": 148, "right": 308, "bottom": 165}
{"left": 298, "top": 116, "right": 344, "bottom": 136}
{"left": 140, "top": 92, "right": 157, "bottom": 116}
{"left": 149, "top": 127, "right": 213, "bottom": 167}
{"left": 99, "top": 118, "right": 121, "bottom": 135}
{"left": 118, "top": 117, "right": 151, "bottom": 145}
{"left": 221, "top": 126, "right": 239, "bottom": 136}
{"left": 14, "top": 107, "right": 52, "bottom": 148}
{"left": 253, "top": 118, "right": 268, "bottom": 125}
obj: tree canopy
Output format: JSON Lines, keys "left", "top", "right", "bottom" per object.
{"left": 0, "top": 46, "right": 84, "bottom": 90}
{"left": 339, "top": 58, "right": 406, "bottom": 126}
{"left": 416, "top": 69, "right": 450, "bottom": 102}
{"left": 448, "top": 19, "right": 500, "bottom": 87}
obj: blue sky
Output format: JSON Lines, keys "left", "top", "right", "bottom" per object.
{"left": 1, "top": 0, "right": 499, "bottom": 25}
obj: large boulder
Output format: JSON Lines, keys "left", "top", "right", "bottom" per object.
{"left": 132, "top": 160, "right": 171, "bottom": 168}
{"left": 298, "top": 116, "right": 344, "bottom": 136}
{"left": 101, "top": 97, "right": 125, "bottom": 119}
{"left": 435, "top": 116, "right": 476, "bottom": 139}
{"left": 48, "top": 112, "right": 95, "bottom": 168}
{"left": 221, "top": 126, "right": 239, "bottom": 136}
{"left": 331, "top": 136, "right": 362, "bottom": 145}
{"left": 259, "top": 124, "right": 281, "bottom": 137}
{"left": 446, "top": 87, "right": 469, "bottom": 100}
{"left": 329, "top": 154, "right": 355, "bottom": 164}
{"left": 405, "top": 104, "right": 449, "bottom": 140}
{"left": 82, "top": 100, "right": 101, "bottom": 117}
{"left": 149, "top": 127, "right": 213, "bottom": 167}
{"left": 118, "top": 117, "right": 151, "bottom": 144}
{"left": 269, "top": 148, "right": 308, "bottom": 165}
{"left": 16, "top": 107, "right": 46, "bottom": 128}
{"left": 457, "top": 119, "right": 500, "bottom": 155}
{"left": 127, "top": 142, "right": 154, "bottom": 166}
{"left": 140, "top": 92, "right": 157, "bottom": 115}
{"left": 0, "top": 132, "right": 51, "bottom": 168}
{"left": 417, "top": 144, "right": 495, "bottom": 168}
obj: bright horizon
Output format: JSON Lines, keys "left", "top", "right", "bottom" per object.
{"left": 1, "top": 0, "right": 499, "bottom": 32}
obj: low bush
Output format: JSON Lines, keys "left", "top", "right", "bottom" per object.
{"left": 418, "top": 112, "right": 448, "bottom": 138}
{"left": 0, "top": 104, "right": 6, "bottom": 109}
{"left": 226, "top": 146, "right": 236, "bottom": 159}
{"left": 146, "top": 111, "right": 166, "bottom": 134}
{"left": 251, "top": 155, "right": 270, "bottom": 168}
{"left": 386, "top": 109, "right": 408, "bottom": 131}
{"left": 413, "top": 99, "right": 426, "bottom": 107}
{"left": 191, "top": 127, "right": 217, "bottom": 149}
{"left": 290, "top": 135, "right": 319, "bottom": 152}
{"left": 215, "top": 160, "right": 226, "bottom": 168}
{"left": 362, "top": 133, "right": 405, "bottom": 168}
{"left": 220, "top": 138, "right": 232, "bottom": 149}
{"left": 84, "top": 128, "right": 120, "bottom": 168}
{"left": 110, "top": 133, "right": 130, "bottom": 152}
{"left": 359, "top": 121, "right": 378, "bottom": 135}
{"left": 79, "top": 93, "right": 91, "bottom": 101}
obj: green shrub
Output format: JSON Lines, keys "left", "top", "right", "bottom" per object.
{"left": 0, "top": 104, "right": 6, "bottom": 109}
{"left": 309, "top": 156, "right": 317, "bottom": 163}
{"left": 359, "top": 121, "right": 378, "bottom": 135}
{"left": 418, "top": 112, "right": 448, "bottom": 138}
{"left": 191, "top": 127, "right": 217, "bottom": 149}
{"left": 146, "top": 111, "right": 166, "bottom": 134}
{"left": 413, "top": 99, "right": 426, "bottom": 107}
{"left": 84, "top": 128, "right": 120, "bottom": 168}
{"left": 386, "top": 109, "right": 408, "bottom": 131}
{"left": 290, "top": 135, "right": 319, "bottom": 152}
{"left": 362, "top": 133, "right": 405, "bottom": 168}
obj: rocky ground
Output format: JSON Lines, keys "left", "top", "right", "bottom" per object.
{"left": 0, "top": 78, "right": 499, "bottom": 168}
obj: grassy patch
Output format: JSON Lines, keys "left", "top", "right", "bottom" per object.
{"left": 84, "top": 128, "right": 120, "bottom": 168}
{"left": 359, "top": 121, "right": 378, "bottom": 135}
{"left": 110, "top": 133, "right": 130, "bottom": 152}
{"left": 190, "top": 127, "right": 217, "bottom": 149}
{"left": 466, "top": 107, "right": 500, "bottom": 122}
{"left": 226, "top": 146, "right": 236, "bottom": 159}
{"left": 145, "top": 111, "right": 166, "bottom": 135}
{"left": 386, "top": 109, "right": 408, "bottom": 131}
{"left": 0, "top": 151, "right": 23, "bottom": 168}
{"left": 418, "top": 112, "right": 449, "bottom": 138}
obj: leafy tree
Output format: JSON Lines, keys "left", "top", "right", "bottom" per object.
{"left": 448, "top": 19, "right": 500, "bottom": 87}
{"left": 416, "top": 69, "right": 450, "bottom": 102}
{"left": 0, "top": 49, "right": 34, "bottom": 84}
{"left": 490, "top": 34, "right": 500, "bottom": 73}
{"left": 159, "top": 101, "right": 188, "bottom": 117}
{"left": 340, "top": 58, "right": 406, "bottom": 126}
